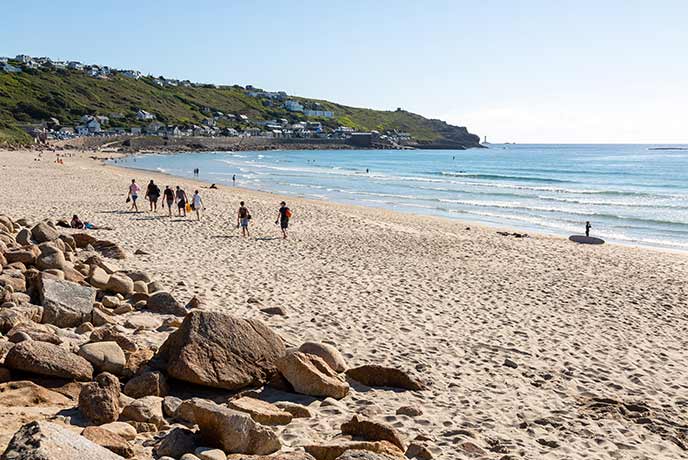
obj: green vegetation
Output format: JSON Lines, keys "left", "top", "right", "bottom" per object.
{"left": 0, "top": 67, "right": 480, "bottom": 147}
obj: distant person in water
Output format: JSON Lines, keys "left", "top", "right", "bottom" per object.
{"left": 163, "top": 186, "right": 175, "bottom": 217}
{"left": 237, "top": 201, "right": 251, "bottom": 237}
{"left": 175, "top": 186, "right": 188, "bottom": 217}
{"left": 145, "top": 180, "right": 160, "bottom": 212}
{"left": 585, "top": 221, "right": 592, "bottom": 237}
{"left": 232, "top": 174, "right": 236, "bottom": 186}
{"left": 366, "top": 168, "right": 369, "bottom": 174}
{"left": 127, "top": 179, "right": 141, "bottom": 212}
{"left": 276, "top": 201, "right": 291, "bottom": 239}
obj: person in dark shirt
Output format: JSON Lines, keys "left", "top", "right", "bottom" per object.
{"left": 163, "top": 186, "right": 175, "bottom": 217}
{"left": 275, "top": 201, "right": 291, "bottom": 239}
{"left": 237, "top": 201, "right": 251, "bottom": 237}
{"left": 585, "top": 221, "right": 592, "bottom": 237}
{"left": 145, "top": 180, "right": 160, "bottom": 212}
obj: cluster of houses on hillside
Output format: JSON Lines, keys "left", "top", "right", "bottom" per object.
{"left": 244, "top": 86, "right": 334, "bottom": 118}
{"left": 4, "top": 54, "right": 412, "bottom": 145}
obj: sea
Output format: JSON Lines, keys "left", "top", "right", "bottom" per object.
{"left": 113, "top": 144, "right": 688, "bottom": 252}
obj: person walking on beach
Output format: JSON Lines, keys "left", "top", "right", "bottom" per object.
{"left": 585, "top": 221, "right": 592, "bottom": 237}
{"left": 236, "top": 201, "right": 251, "bottom": 237}
{"left": 145, "top": 180, "right": 160, "bottom": 212}
{"left": 191, "top": 190, "right": 204, "bottom": 221}
{"left": 175, "top": 186, "right": 188, "bottom": 217}
{"left": 127, "top": 179, "right": 141, "bottom": 212}
{"left": 275, "top": 201, "right": 291, "bottom": 239}
{"left": 163, "top": 186, "right": 175, "bottom": 217}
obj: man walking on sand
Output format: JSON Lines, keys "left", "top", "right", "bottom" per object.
{"left": 163, "top": 185, "right": 174, "bottom": 217}
{"left": 585, "top": 221, "right": 592, "bottom": 237}
{"left": 127, "top": 179, "right": 141, "bottom": 212}
{"left": 175, "top": 186, "right": 188, "bottom": 217}
{"left": 145, "top": 180, "right": 160, "bottom": 212}
{"left": 237, "top": 201, "right": 251, "bottom": 237}
{"left": 275, "top": 201, "right": 291, "bottom": 239}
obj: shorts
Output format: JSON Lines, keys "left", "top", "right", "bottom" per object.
{"left": 280, "top": 220, "right": 289, "bottom": 229}
{"left": 240, "top": 218, "right": 249, "bottom": 228}
{"left": 131, "top": 194, "right": 138, "bottom": 202}
{"left": 149, "top": 195, "right": 159, "bottom": 202}
{"left": 178, "top": 200, "right": 186, "bottom": 209}
{"left": 166, "top": 199, "right": 174, "bottom": 207}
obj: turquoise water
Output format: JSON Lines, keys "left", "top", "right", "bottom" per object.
{"left": 114, "top": 145, "right": 688, "bottom": 251}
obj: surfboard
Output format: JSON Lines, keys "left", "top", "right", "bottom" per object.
{"left": 569, "top": 235, "right": 605, "bottom": 245}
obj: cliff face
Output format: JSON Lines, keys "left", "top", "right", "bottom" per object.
{"left": 411, "top": 118, "right": 482, "bottom": 149}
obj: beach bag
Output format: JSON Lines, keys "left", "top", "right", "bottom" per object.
{"left": 285, "top": 209, "right": 293, "bottom": 219}
{"left": 185, "top": 203, "right": 192, "bottom": 212}
{"left": 126, "top": 197, "right": 131, "bottom": 203}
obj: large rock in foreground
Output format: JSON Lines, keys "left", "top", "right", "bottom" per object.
{"left": 276, "top": 351, "right": 349, "bottom": 399}
{"left": 1, "top": 420, "right": 126, "bottom": 459}
{"left": 154, "top": 311, "right": 285, "bottom": 390}
{"left": 79, "top": 372, "right": 121, "bottom": 425}
{"left": 39, "top": 275, "right": 96, "bottom": 328}
{"left": 177, "top": 398, "right": 280, "bottom": 455}
{"left": 4, "top": 340, "right": 93, "bottom": 381}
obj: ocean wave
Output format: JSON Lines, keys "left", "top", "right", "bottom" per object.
{"left": 435, "top": 171, "right": 574, "bottom": 183}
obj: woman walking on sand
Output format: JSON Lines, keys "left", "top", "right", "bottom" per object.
{"left": 163, "top": 186, "right": 175, "bottom": 217}
{"left": 275, "top": 201, "right": 291, "bottom": 239}
{"left": 191, "top": 190, "right": 204, "bottom": 221}
{"left": 175, "top": 186, "right": 188, "bottom": 217}
{"left": 127, "top": 179, "right": 141, "bottom": 212}
{"left": 237, "top": 201, "right": 251, "bottom": 237}
{"left": 145, "top": 180, "right": 160, "bottom": 212}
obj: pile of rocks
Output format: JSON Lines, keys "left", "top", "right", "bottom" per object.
{"left": 0, "top": 214, "right": 434, "bottom": 460}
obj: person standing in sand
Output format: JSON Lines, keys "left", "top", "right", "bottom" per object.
{"left": 127, "top": 179, "right": 141, "bottom": 212}
{"left": 163, "top": 186, "right": 175, "bottom": 217}
{"left": 175, "top": 186, "right": 188, "bottom": 217}
{"left": 145, "top": 180, "right": 160, "bottom": 212}
{"left": 191, "top": 190, "right": 204, "bottom": 221}
{"left": 585, "top": 221, "right": 592, "bottom": 237}
{"left": 237, "top": 201, "right": 251, "bottom": 237}
{"left": 275, "top": 201, "right": 291, "bottom": 239}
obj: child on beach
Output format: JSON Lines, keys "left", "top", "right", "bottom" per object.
{"left": 192, "top": 190, "right": 204, "bottom": 221}
{"left": 127, "top": 179, "right": 141, "bottom": 212}
{"left": 276, "top": 201, "right": 291, "bottom": 239}
{"left": 237, "top": 201, "right": 251, "bottom": 237}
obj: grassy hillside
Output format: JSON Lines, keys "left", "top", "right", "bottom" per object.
{"left": 0, "top": 67, "right": 480, "bottom": 147}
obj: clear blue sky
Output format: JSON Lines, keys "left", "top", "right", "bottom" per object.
{"left": 3, "top": 0, "right": 687, "bottom": 143}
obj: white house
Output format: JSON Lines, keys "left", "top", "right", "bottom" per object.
{"left": 86, "top": 119, "right": 102, "bottom": 133}
{"left": 136, "top": 110, "right": 156, "bottom": 121}
{"left": 15, "top": 55, "right": 32, "bottom": 63}
{"left": 304, "top": 109, "right": 334, "bottom": 118}
{"left": 145, "top": 121, "right": 165, "bottom": 135}
{"left": 0, "top": 57, "right": 9, "bottom": 64}
{"left": 284, "top": 100, "right": 304, "bottom": 112}
{"left": 68, "top": 61, "right": 83, "bottom": 70}
{"left": 121, "top": 70, "right": 142, "bottom": 79}
{"left": 1, "top": 63, "right": 21, "bottom": 73}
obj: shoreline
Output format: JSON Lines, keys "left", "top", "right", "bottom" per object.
{"left": 107, "top": 151, "right": 688, "bottom": 257}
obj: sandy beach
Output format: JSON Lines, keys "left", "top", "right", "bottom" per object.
{"left": 1, "top": 148, "right": 687, "bottom": 459}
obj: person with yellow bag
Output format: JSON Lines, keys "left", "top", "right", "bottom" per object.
{"left": 175, "top": 186, "right": 189, "bottom": 217}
